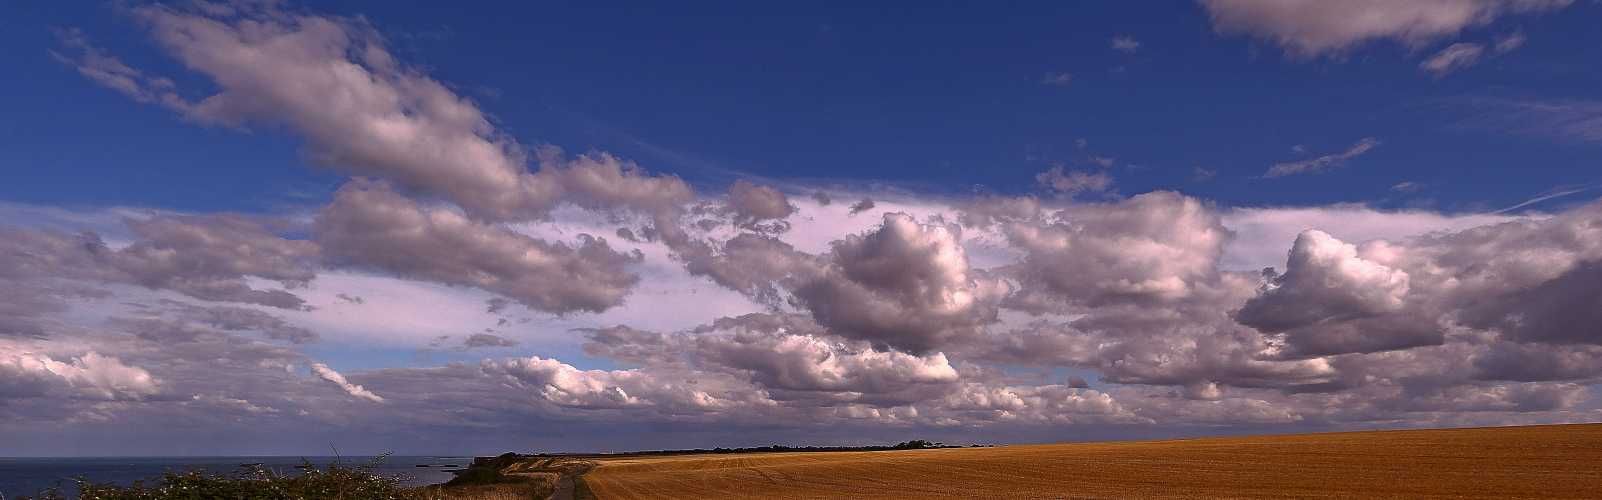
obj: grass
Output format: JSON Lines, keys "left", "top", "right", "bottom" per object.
{"left": 429, "top": 465, "right": 560, "bottom": 500}
{"left": 425, "top": 482, "right": 554, "bottom": 500}
{"left": 582, "top": 423, "right": 1602, "bottom": 499}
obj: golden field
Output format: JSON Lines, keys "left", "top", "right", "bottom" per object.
{"left": 582, "top": 423, "right": 1602, "bottom": 499}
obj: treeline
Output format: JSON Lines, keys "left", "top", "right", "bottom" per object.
{"left": 509, "top": 439, "right": 985, "bottom": 459}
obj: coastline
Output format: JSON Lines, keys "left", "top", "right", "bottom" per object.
{"left": 0, "top": 455, "right": 472, "bottom": 498}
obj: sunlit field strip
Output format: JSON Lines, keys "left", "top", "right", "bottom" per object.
{"left": 584, "top": 423, "right": 1602, "bottom": 499}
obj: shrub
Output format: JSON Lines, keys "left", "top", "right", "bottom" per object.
{"left": 440, "top": 467, "right": 534, "bottom": 487}
{"left": 18, "top": 456, "right": 430, "bottom": 500}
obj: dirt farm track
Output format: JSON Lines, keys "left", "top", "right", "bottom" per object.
{"left": 582, "top": 423, "right": 1602, "bottom": 499}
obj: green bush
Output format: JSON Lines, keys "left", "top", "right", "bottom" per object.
{"left": 19, "top": 456, "right": 430, "bottom": 500}
{"left": 439, "top": 467, "right": 533, "bottom": 487}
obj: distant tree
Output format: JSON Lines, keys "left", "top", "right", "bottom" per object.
{"left": 893, "top": 440, "right": 933, "bottom": 450}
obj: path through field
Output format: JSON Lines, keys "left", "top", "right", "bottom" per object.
{"left": 584, "top": 423, "right": 1602, "bottom": 499}
{"left": 548, "top": 474, "right": 574, "bottom": 500}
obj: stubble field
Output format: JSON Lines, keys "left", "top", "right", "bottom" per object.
{"left": 582, "top": 423, "right": 1602, "bottom": 499}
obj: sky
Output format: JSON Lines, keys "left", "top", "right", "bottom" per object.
{"left": 2, "top": 0, "right": 1602, "bottom": 456}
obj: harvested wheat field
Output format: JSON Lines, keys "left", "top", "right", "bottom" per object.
{"left": 582, "top": 423, "right": 1602, "bottom": 499}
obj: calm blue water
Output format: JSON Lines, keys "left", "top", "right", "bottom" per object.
{"left": 0, "top": 456, "right": 474, "bottom": 498}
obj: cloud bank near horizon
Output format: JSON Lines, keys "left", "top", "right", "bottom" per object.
{"left": 5, "top": 1, "right": 1600, "bottom": 454}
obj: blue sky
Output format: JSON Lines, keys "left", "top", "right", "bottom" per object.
{"left": 8, "top": 1, "right": 1600, "bottom": 213}
{"left": 2, "top": 0, "right": 1602, "bottom": 457}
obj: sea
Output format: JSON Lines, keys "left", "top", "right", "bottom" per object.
{"left": 0, "top": 456, "right": 475, "bottom": 498}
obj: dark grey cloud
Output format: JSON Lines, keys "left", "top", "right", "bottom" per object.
{"left": 554, "top": 313, "right": 1140, "bottom": 425}
{"left": 999, "top": 191, "right": 1232, "bottom": 313}
{"left": 116, "top": 215, "right": 319, "bottom": 289}
{"left": 1472, "top": 341, "right": 1602, "bottom": 382}
{"left": 1035, "top": 166, "right": 1112, "bottom": 198}
{"left": 1372, "top": 379, "right": 1587, "bottom": 414}
{"left": 1238, "top": 230, "right": 1442, "bottom": 357}
{"left": 109, "top": 316, "right": 231, "bottom": 344}
{"left": 794, "top": 213, "right": 1009, "bottom": 353}
{"left": 109, "top": 214, "right": 320, "bottom": 309}
{"left": 0, "top": 279, "right": 77, "bottom": 337}
{"left": 963, "top": 321, "right": 1100, "bottom": 369}
{"left": 316, "top": 179, "right": 642, "bottom": 314}
{"left": 727, "top": 179, "right": 795, "bottom": 227}
{"left": 848, "top": 198, "right": 876, "bottom": 216}
{"left": 674, "top": 232, "right": 815, "bottom": 304}
{"left": 170, "top": 303, "right": 319, "bottom": 344}
{"left": 485, "top": 298, "right": 512, "bottom": 314}
{"left": 462, "top": 332, "right": 520, "bottom": 348}
{"left": 551, "top": 151, "right": 699, "bottom": 216}
{"left": 956, "top": 195, "right": 1042, "bottom": 228}
{"left": 1458, "top": 261, "right": 1602, "bottom": 344}
{"left": 579, "top": 325, "right": 677, "bottom": 366}
{"left": 0, "top": 358, "right": 57, "bottom": 400}
{"left": 652, "top": 206, "right": 823, "bottom": 306}
{"left": 1056, "top": 293, "right": 1341, "bottom": 390}
{"left": 0, "top": 215, "right": 319, "bottom": 310}
{"left": 684, "top": 314, "right": 961, "bottom": 407}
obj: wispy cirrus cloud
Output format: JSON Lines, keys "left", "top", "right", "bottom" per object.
{"left": 1420, "top": 43, "right": 1485, "bottom": 75}
{"left": 1263, "top": 138, "right": 1382, "bottom": 178}
{"left": 1419, "top": 30, "right": 1526, "bottom": 76}
{"left": 1453, "top": 94, "right": 1602, "bottom": 146}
